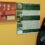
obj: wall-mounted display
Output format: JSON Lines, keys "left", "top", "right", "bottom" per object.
{"left": 0, "top": 2, "right": 16, "bottom": 22}
{"left": 17, "top": 3, "right": 40, "bottom": 34}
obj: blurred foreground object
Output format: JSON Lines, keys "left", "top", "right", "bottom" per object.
{"left": 36, "top": 18, "right": 45, "bottom": 45}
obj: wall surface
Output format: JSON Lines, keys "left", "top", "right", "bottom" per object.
{"left": 0, "top": 0, "right": 44, "bottom": 45}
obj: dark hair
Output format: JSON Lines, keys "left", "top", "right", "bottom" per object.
{"left": 40, "top": 18, "right": 45, "bottom": 31}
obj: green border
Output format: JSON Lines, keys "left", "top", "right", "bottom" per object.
{"left": 23, "top": 29, "right": 40, "bottom": 33}
{"left": 21, "top": 16, "right": 40, "bottom": 20}
{"left": 17, "top": 4, "right": 40, "bottom": 10}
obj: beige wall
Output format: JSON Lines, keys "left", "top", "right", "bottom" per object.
{"left": 0, "top": 0, "right": 44, "bottom": 45}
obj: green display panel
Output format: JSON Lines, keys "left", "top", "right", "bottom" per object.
{"left": 17, "top": 3, "right": 40, "bottom": 10}
{"left": 17, "top": 3, "right": 40, "bottom": 34}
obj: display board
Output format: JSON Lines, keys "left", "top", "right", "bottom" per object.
{"left": 17, "top": 3, "right": 40, "bottom": 34}
{"left": 0, "top": 2, "right": 16, "bottom": 22}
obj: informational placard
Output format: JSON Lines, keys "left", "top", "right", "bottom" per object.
{"left": 0, "top": 2, "right": 16, "bottom": 21}
{"left": 17, "top": 3, "right": 40, "bottom": 34}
